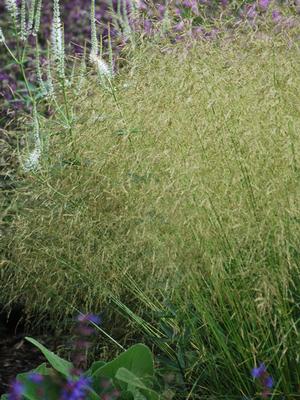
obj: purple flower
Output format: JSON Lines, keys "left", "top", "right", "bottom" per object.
{"left": 182, "top": 0, "right": 194, "bottom": 7}
{"left": 28, "top": 373, "right": 44, "bottom": 384}
{"left": 143, "top": 19, "right": 152, "bottom": 34}
{"left": 251, "top": 362, "right": 266, "bottom": 378}
{"left": 272, "top": 9, "right": 282, "bottom": 23}
{"left": 76, "top": 313, "right": 101, "bottom": 325}
{"left": 137, "top": 0, "right": 148, "bottom": 12}
{"left": 251, "top": 362, "right": 274, "bottom": 398}
{"left": 264, "top": 375, "right": 274, "bottom": 389}
{"left": 8, "top": 380, "right": 24, "bottom": 400}
{"left": 157, "top": 4, "right": 165, "bottom": 18}
{"left": 220, "top": 0, "right": 228, "bottom": 7}
{"left": 72, "top": 313, "right": 101, "bottom": 372}
{"left": 60, "top": 376, "right": 92, "bottom": 400}
{"left": 174, "top": 7, "right": 182, "bottom": 16}
{"left": 258, "top": 0, "right": 271, "bottom": 11}
{"left": 191, "top": 26, "right": 204, "bottom": 39}
{"left": 246, "top": 4, "right": 257, "bottom": 19}
{"left": 174, "top": 21, "right": 185, "bottom": 32}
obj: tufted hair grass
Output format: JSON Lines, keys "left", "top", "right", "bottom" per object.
{"left": 2, "top": 29, "right": 300, "bottom": 360}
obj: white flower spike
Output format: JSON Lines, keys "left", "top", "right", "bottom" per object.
{"left": 0, "top": 27, "right": 5, "bottom": 43}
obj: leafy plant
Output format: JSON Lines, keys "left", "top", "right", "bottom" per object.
{"left": 1, "top": 314, "right": 160, "bottom": 400}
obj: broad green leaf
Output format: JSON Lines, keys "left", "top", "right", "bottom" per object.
{"left": 119, "top": 390, "right": 135, "bottom": 400}
{"left": 32, "top": 362, "right": 52, "bottom": 375}
{"left": 85, "top": 360, "right": 106, "bottom": 376}
{"left": 16, "top": 374, "right": 62, "bottom": 400}
{"left": 25, "top": 337, "right": 72, "bottom": 377}
{"left": 116, "top": 368, "right": 159, "bottom": 400}
{"left": 129, "top": 386, "right": 147, "bottom": 400}
{"left": 116, "top": 368, "right": 149, "bottom": 390}
{"left": 92, "top": 344, "right": 154, "bottom": 392}
{"left": 85, "top": 388, "right": 101, "bottom": 400}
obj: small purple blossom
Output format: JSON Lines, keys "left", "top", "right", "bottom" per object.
{"left": 246, "top": 4, "right": 257, "bottom": 19}
{"left": 28, "top": 373, "right": 44, "bottom": 384}
{"left": 137, "top": 0, "right": 148, "bottom": 12}
{"left": 252, "top": 362, "right": 274, "bottom": 398}
{"left": 174, "top": 21, "right": 185, "bottom": 32}
{"left": 272, "top": 9, "right": 282, "bottom": 23}
{"left": 76, "top": 313, "right": 101, "bottom": 325}
{"left": 220, "top": 0, "right": 228, "bottom": 8}
{"left": 258, "top": 0, "right": 271, "bottom": 12}
{"left": 60, "top": 375, "right": 92, "bottom": 400}
{"left": 157, "top": 4, "right": 165, "bottom": 18}
{"left": 174, "top": 7, "right": 182, "bottom": 16}
{"left": 71, "top": 313, "right": 101, "bottom": 372}
{"left": 143, "top": 19, "right": 152, "bottom": 34}
{"left": 8, "top": 380, "right": 24, "bottom": 400}
{"left": 264, "top": 375, "right": 274, "bottom": 389}
{"left": 251, "top": 362, "right": 266, "bottom": 378}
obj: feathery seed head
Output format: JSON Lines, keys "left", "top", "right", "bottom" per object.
{"left": 90, "top": 53, "right": 113, "bottom": 79}
{"left": 51, "top": 0, "right": 65, "bottom": 79}
{"left": 90, "top": 0, "right": 98, "bottom": 58}
{"left": 20, "top": 0, "right": 27, "bottom": 41}
{"left": 33, "top": 0, "right": 42, "bottom": 35}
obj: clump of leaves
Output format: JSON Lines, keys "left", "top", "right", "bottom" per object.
{"left": 1, "top": 313, "right": 160, "bottom": 400}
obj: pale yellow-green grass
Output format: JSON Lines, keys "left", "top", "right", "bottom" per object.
{"left": 2, "top": 32, "right": 300, "bottom": 338}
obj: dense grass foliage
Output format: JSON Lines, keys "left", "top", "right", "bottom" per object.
{"left": 2, "top": 0, "right": 300, "bottom": 398}
{"left": 3, "top": 32, "right": 300, "bottom": 397}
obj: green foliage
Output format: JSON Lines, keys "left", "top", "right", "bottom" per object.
{"left": 91, "top": 344, "right": 157, "bottom": 398}
{"left": 25, "top": 337, "right": 73, "bottom": 377}
{"left": 2, "top": 31, "right": 300, "bottom": 398}
{"left": 1, "top": 339, "right": 159, "bottom": 400}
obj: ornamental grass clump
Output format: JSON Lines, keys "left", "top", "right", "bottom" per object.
{"left": 4, "top": 29, "right": 300, "bottom": 325}
{"left": 5, "top": 32, "right": 296, "bottom": 397}
{"left": 2, "top": 6, "right": 300, "bottom": 399}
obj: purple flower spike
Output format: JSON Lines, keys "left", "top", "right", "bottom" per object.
{"left": 258, "top": 0, "right": 271, "bottom": 11}
{"left": 60, "top": 375, "right": 92, "bottom": 400}
{"left": 174, "top": 21, "right": 185, "bottom": 32}
{"left": 137, "top": 0, "right": 148, "bottom": 12}
{"left": 264, "top": 375, "right": 274, "bottom": 389}
{"left": 157, "top": 4, "right": 165, "bottom": 18}
{"left": 246, "top": 4, "right": 257, "bottom": 19}
{"left": 144, "top": 19, "right": 152, "bottom": 34}
{"left": 174, "top": 7, "right": 182, "bottom": 16}
{"left": 8, "top": 380, "right": 24, "bottom": 400}
{"left": 251, "top": 362, "right": 266, "bottom": 378}
{"left": 272, "top": 9, "right": 282, "bottom": 23}
{"left": 252, "top": 362, "right": 274, "bottom": 398}
{"left": 77, "top": 313, "right": 101, "bottom": 325}
{"left": 88, "top": 314, "right": 101, "bottom": 325}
